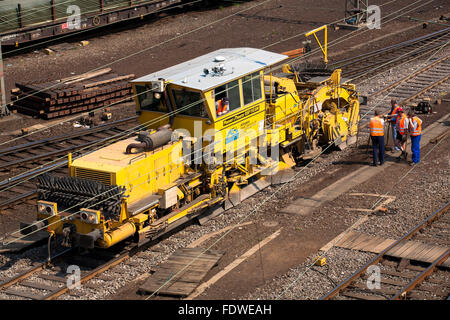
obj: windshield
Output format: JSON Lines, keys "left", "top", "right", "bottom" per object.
{"left": 171, "top": 88, "right": 208, "bottom": 118}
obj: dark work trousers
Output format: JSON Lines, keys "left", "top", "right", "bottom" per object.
{"left": 371, "top": 135, "right": 385, "bottom": 165}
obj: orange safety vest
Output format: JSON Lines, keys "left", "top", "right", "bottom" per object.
{"left": 369, "top": 117, "right": 384, "bottom": 136}
{"left": 398, "top": 114, "right": 408, "bottom": 134}
{"left": 216, "top": 100, "right": 223, "bottom": 115}
{"left": 395, "top": 112, "right": 402, "bottom": 125}
{"left": 409, "top": 116, "right": 422, "bottom": 136}
{"left": 390, "top": 104, "right": 400, "bottom": 116}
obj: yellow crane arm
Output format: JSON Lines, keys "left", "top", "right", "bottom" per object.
{"left": 305, "top": 25, "right": 328, "bottom": 64}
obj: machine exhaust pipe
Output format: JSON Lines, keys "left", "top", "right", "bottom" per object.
{"left": 126, "top": 126, "right": 172, "bottom": 154}
{"left": 125, "top": 142, "right": 147, "bottom": 154}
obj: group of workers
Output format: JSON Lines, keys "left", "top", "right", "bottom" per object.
{"left": 369, "top": 99, "right": 423, "bottom": 166}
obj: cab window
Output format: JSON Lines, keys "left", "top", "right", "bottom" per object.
{"left": 171, "top": 89, "right": 208, "bottom": 118}
{"left": 214, "top": 80, "right": 240, "bottom": 117}
{"left": 242, "top": 72, "right": 262, "bottom": 105}
{"left": 135, "top": 84, "right": 168, "bottom": 112}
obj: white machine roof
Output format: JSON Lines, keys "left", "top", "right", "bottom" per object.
{"left": 132, "top": 48, "right": 288, "bottom": 91}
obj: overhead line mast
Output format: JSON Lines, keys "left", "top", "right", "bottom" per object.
{"left": 0, "top": 41, "right": 9, "bottom": 117}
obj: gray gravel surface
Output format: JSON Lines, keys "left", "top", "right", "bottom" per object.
{"left": 243, "top": 247, "right": 375, "bottom": 300}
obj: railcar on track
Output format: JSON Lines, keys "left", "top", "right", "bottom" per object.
{"left": 27, "top": 47, "right": 360, "bottom": 249}
{"left": 0, "top": 0, "right": 221, "bottom": 46}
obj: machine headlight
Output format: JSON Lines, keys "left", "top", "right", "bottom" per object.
{"left": 80, "top": 209, "right": 100, "bottom": 224}
{"left": 37, "top": 201, "right": 57, "bottom": 216}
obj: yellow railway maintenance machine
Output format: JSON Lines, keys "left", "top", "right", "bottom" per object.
{"left": 32, "top": 47, "right": 360, "bottom": 249}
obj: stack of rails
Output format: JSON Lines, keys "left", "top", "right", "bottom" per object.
{"left": 9, "top": 68, "right": 135, "bottom": 119}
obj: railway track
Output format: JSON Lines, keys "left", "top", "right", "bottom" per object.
{"left": 0, "top": 116, "right": 139, "bottom": 214}
{"left": 0, "top": 219, "right": 191, "bottom": 300}
{"left": 321, "top": 203, "right": 450, "bottom": 300}
{"left": 335, "top": 27, "right": 450, "bottom": 80}
{"left": 0, "top": 243, "right": 135, "bottom": 300}
{"left": 358, "top": 51, "right": 450, "bottom": 126}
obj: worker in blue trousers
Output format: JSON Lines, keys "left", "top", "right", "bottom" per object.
{"left": 408, "top": 110, "right": 422, "bottom": 165}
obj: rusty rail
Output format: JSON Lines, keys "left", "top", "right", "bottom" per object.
{"left": 321, "top": 202, "right": 450, "bottom": 300}
{"left": 391, "top": 249, "right": 450, "bottom": 300}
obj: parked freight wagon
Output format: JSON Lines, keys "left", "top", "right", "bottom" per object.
{"left": 0, "top": 0, "right": 184, "bottom": 46}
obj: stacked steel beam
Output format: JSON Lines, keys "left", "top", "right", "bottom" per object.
{"left": 9, "top": 68, "right": 135, "bottom": 119}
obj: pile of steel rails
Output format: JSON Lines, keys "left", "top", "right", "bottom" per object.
{"left": 9, "top": 68, "right": 135, "bottom": 119}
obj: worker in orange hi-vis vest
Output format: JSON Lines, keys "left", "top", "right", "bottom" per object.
{"left": 215, "top": 98, "right": 223, "bottom": 116}
{"left": 386, "top": 99, "right": 401, "bottom": 151}
{"left": 408, "top": 110, "right": 422, "bottom": 165}
{"left": 216, "top": 97, "right": 230, "bottom": 116}
{"left": 394, "top": 108, "right": 409, "bottom": 162}
{"left": 369, "top": 110, "right": 385, "bottom": 166}
{"left": 222, "top": 97, "right": 230, "bottom": 114}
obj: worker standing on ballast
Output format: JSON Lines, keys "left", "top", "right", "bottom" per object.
{"left": 408, "top": 110, "right": 422, "bottom": 165}
{"left": 386, "top": 99, "right": 401, "bottom": 151}
{"left": 369, "top": 110, "right": 385, "bottom": 166}
{"left": 395, "top": 108, "right": 409, "bottom": 161}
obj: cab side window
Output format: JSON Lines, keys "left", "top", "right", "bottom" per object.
{"left": 242, "top": 72, "right": 262, "bottom": 105}
{"left": 135, "top": 84, "right": 167, "bottom": 112}
{"left": 214, "top": 80, "right": 240, "bottom": 116}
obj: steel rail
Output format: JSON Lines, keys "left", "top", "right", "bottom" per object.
{"left": 0, "top": 115, "right": 138, "bottom": 157}
{"left": 0, "top": 161, "right": 65, "bottom": 189}
{"left": 358, "top": 55, "right": 450, "bottom": 130}
{"left": 320, "top": 202, "right": 450, "bottom": 300}
{"left": 0, "top": 248, "right": 71, "bottom": 291}
{"left": 0, "top": 189, "right": 36, "bottom": 210}
{"left": 391, "top": 249, "right": 450, "bottom": 300}
{"left": 342, "top": 39, "right": 450, "bottom": 78}
{"left": 401, "top": 73, "right": 450, "bottom": 104}
{"left": 43, "top": 248, "right": 134, "bottom": 300}
{"left": 370, "top": 54, "right": 450, "bottom": 98}
{"left": 1, "top": 240, "right": 141, "bottom": 299}
{"left": 0, "top": 116, "right": 138, "bottom": 211}
{"left": 331, "top": 27, "right": 450, "bottom": 68}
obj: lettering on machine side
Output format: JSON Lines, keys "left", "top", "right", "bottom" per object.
{"left": 222, "top": 105, "right": 260, "bottom": 127}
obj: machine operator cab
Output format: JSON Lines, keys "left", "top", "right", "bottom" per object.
{"left": 131, "top": 48, "right": 288, "bottom": 155}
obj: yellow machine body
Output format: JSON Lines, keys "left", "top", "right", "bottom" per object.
{"left": 37, "top": 47, "right": 360, "bottom": 249}
{"left": 70, "top": 137, "right": 184, "bottom": 204}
